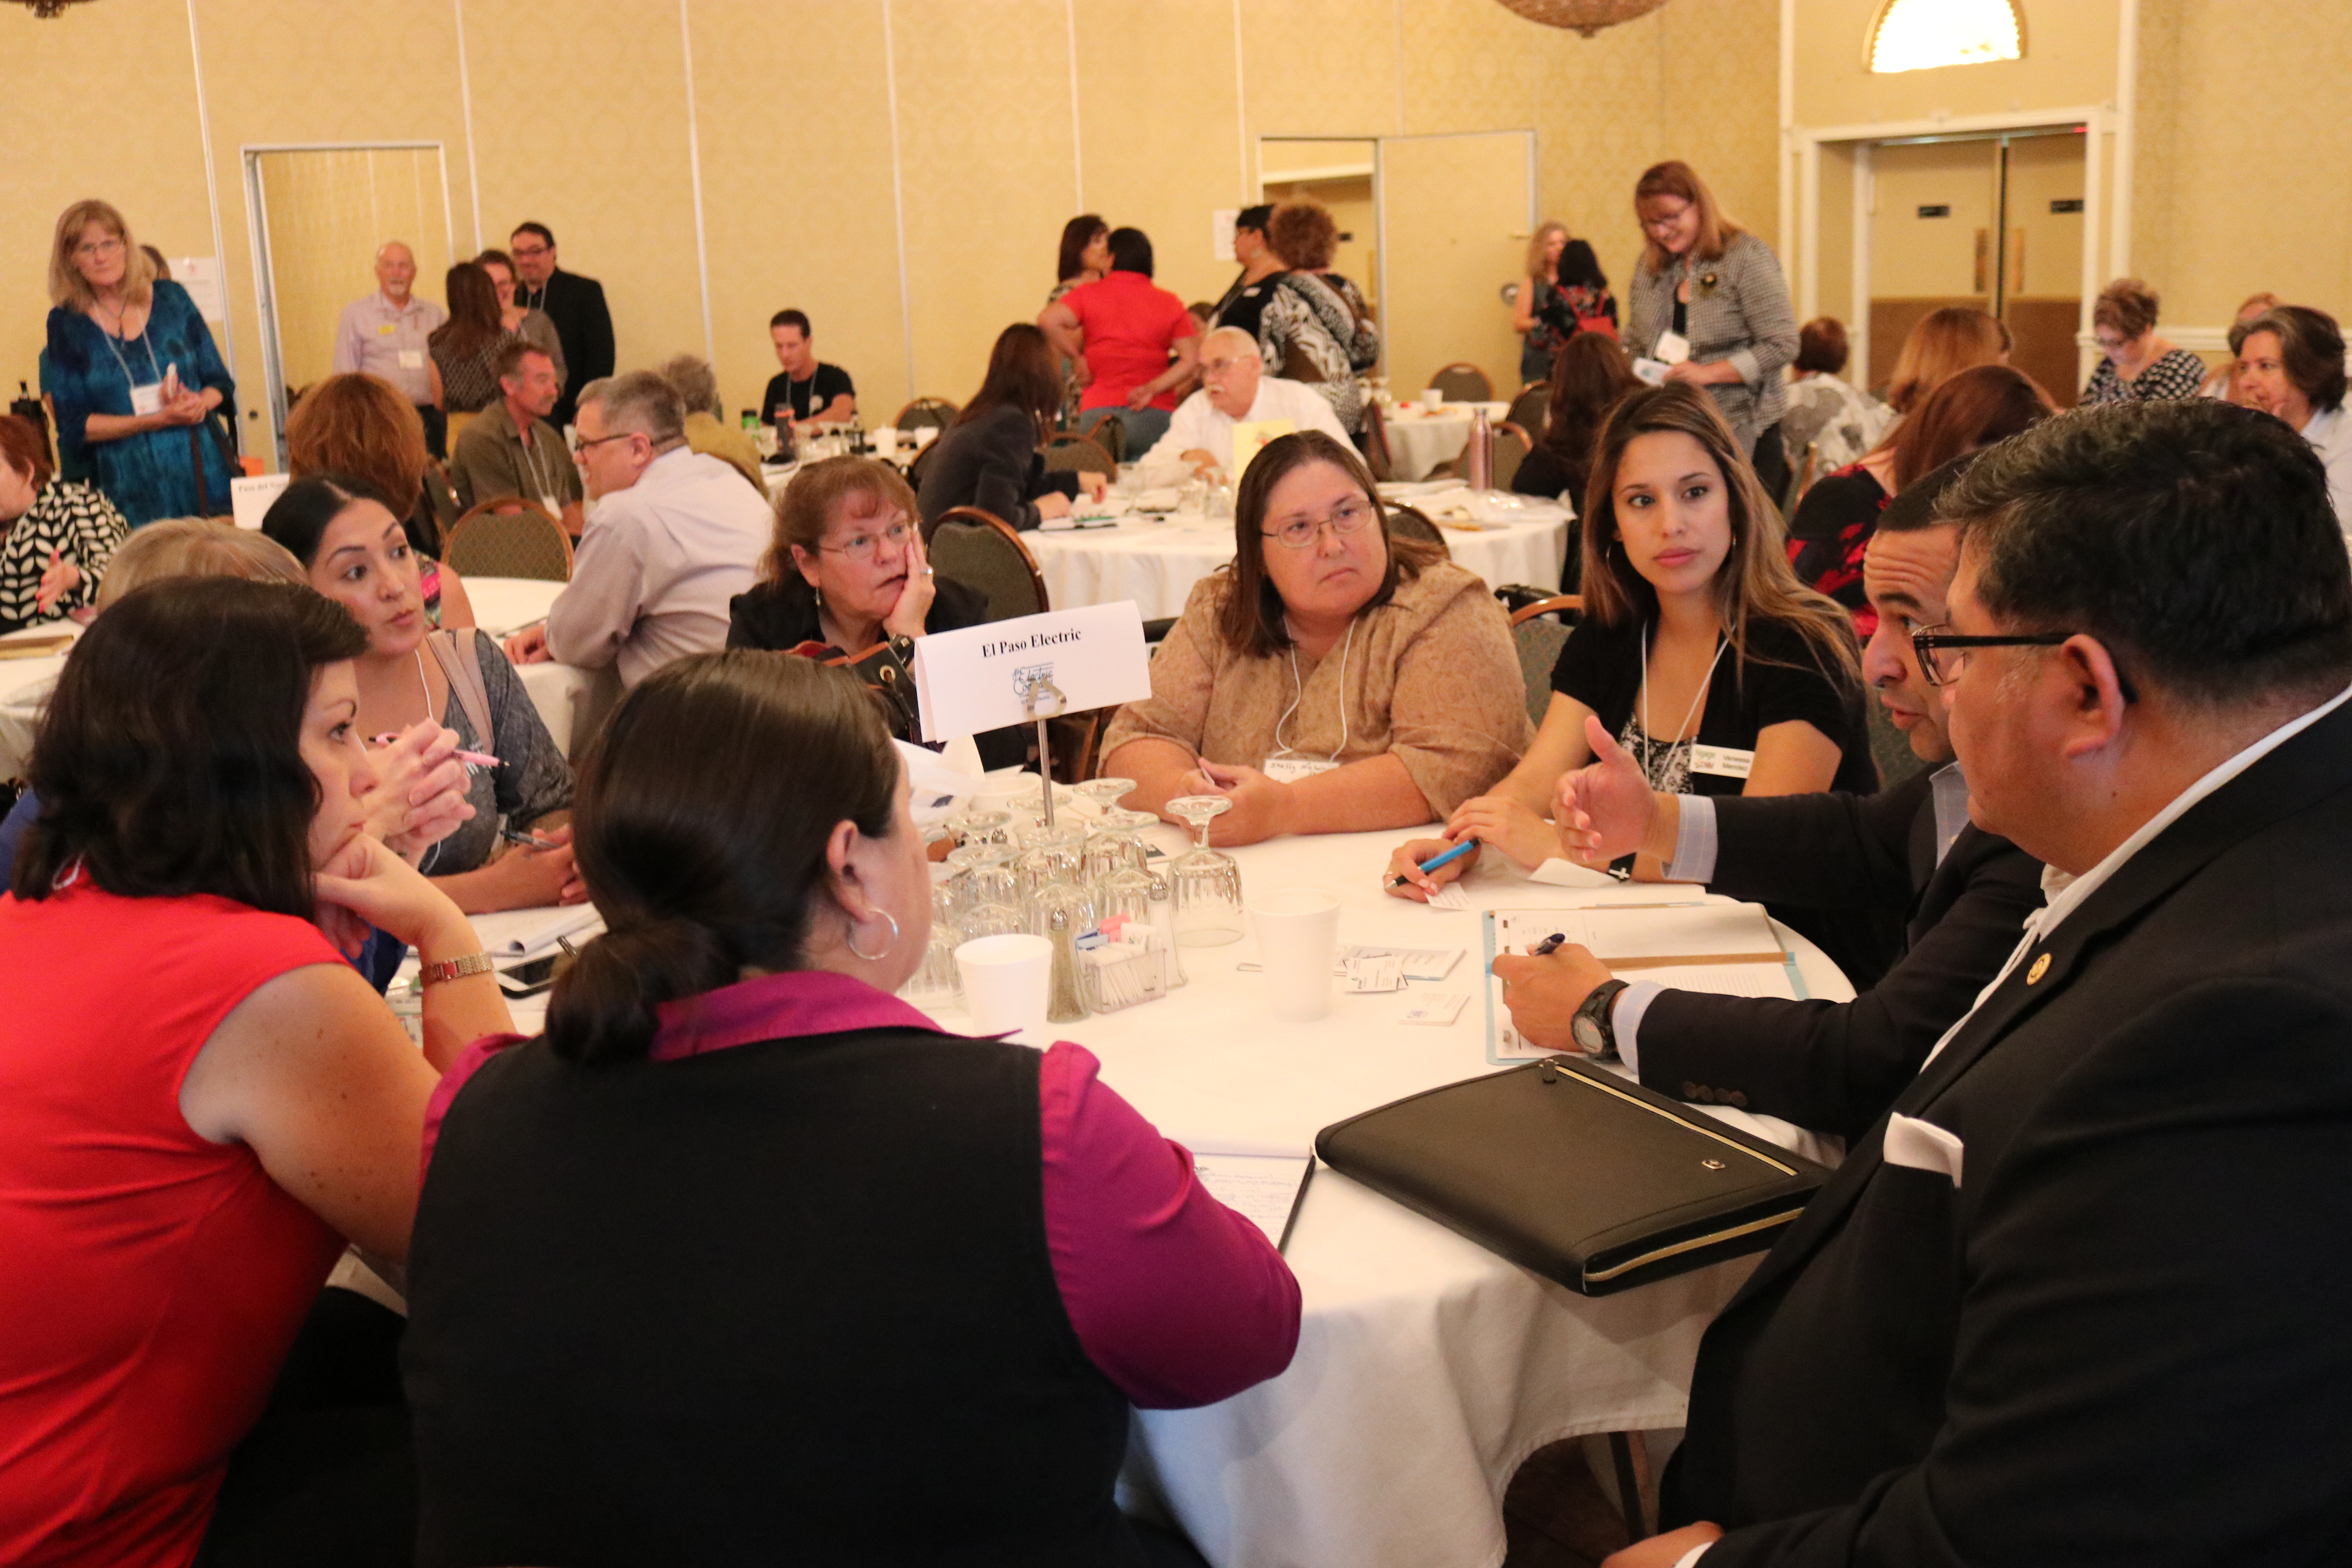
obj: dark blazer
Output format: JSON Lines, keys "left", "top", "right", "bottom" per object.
{"left": 915, "top": 405, "right": 1080, "bottom": 537}
{"left": 726, "top": 574, "right": 1026, "bottom": 771}
{"left": 1670, "top": 696, "right": 2352, "bottom": 1564}
{"left": 1635, "top": 769, "right": 2045, "bottom": 1141}
{"left": 528, "top": 268, "right": 614, "bottom": 430}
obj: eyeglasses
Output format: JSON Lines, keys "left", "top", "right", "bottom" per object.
{"left": 572, "top": 431, "right": 636, "bottom": 452}
{"left": 510, "top": 243, "right": 550, "bottom": 258}
{"left": 1909, "top": 623, "right": 2137, "bottom": 703}
{"left": 1262, "top": 497, "right": 1378, "bottom": 550}
{"left": 73, "top": 236, "right": 124, "bottom": 260}
{"left": 821, "top": 519, "right": 914, "bottom": 561}
{"left": 1639, "top": 204, "right": 1692, "bottom": 236}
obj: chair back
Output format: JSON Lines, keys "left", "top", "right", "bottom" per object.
{"left": 445, "top": 409, "right": 479, "bottom": 452}
{"left": 893, "top": 397, "right": 959, "bottom": 434}
{"left": 1492, "top": 421, "right": 1533, "bottom": 491}
{"left": 442, "top": 499, "right": 575, "bottom": 583}
{"left": 927, "top": 506, "right": 1049, "bottom": 622}
{"left": 1044, "top": 433, "right": 1117, "bottom": 477}
{"left": 1507, "top": 381, "right": 1550, "bottom": 441}
{"left": 1431, "top": 362, "right": 1495, "bottom": 405}
{"left": 1506, "top": 594, "right": 1583, "bottom": 730}
{"left": 1363, "top": 400, "right": 1397, "bottom": 482}
{"left": 1386, "top": 505, "right": 1449, "bottom": 559}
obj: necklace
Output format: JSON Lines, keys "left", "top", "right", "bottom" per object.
{"left": 1637, "top": 619, "right": 1729, "bottom": 782}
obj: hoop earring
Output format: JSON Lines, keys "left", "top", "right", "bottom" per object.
{"left": 846, "top": 908, "right": 899, "bottom": 963}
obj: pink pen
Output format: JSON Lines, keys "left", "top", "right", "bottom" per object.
{"left": 369, "top": 732, "right": 502, "bottom": 767}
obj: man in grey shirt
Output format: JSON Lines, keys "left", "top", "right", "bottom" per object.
{"left": 504, "top": 370, "right": 771, "bottom": 690}
{"left": 332, "top": 240, "right": 448, "bottom": 453}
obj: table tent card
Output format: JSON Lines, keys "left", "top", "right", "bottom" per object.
{"left": 230, "top": 472, "right": 291, "bottom": 530}
{"left": 1229, "top": 418, "right": 1295, "bottom": 480}
{"left": 911, "top": 602, "right": 1152, "bottom": 743}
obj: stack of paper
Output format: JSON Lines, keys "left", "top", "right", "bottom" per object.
{"left": 1483, "top": 903, "right": 1802, "bottom": 1062}
{"left": 468, "top": 904, "right": 605, "bottom": 964}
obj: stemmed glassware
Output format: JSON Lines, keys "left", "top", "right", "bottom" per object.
{"left": 948, "top": 844, "right": 1025, "bottom": 941}
{"left": 1165, "top": 795, "right": 1245, "bottom": 947}
{"left": 1073, "top": 777, "right": 1136, "bottom": 814}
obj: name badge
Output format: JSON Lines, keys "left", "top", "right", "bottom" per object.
{"left": 1263, "top": 756, "right": 1339, "bottom": 784}
{"left": 398, "top": 349, "right": 425, "bottom": 370}
{"left": 1654, "top": 329, "right": 1691, "bottom": 366}
{"left": 1690, "top": 743, "right": 1754, "bottom": 780}
{"left": 130, "top": 382, "right": 163, "bottom": 416}
{"left": 377, "top": 322, "right": 396, "bottom": 335}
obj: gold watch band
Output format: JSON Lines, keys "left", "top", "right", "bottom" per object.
{"left": 419, "top": 950, "right": 495, "bottom": 987}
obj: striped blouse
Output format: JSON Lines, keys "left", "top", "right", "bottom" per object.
{"left": 0, "top": 480, "right": 128, "bottom": 635}
{"left": 1625, "top": 230, "right": 1800, "bottom": 454}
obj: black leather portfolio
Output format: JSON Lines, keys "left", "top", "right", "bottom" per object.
{"left": 1315, "top": 1056, "right": 1831, "bottom": 1296}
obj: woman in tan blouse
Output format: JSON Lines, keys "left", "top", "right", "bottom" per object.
{"left": 1102, "top": 431, "right": 1532, "bottom": 847}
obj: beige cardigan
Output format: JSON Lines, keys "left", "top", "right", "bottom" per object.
{"left": 1102, "top": 559, "right": 1535, "bottom": 818}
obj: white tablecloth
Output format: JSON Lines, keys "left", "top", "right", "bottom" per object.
{"left": 908, "top": 825, "right": 1850, "bottom": 1568}
{"left": 1383, "top": 403, "right": 1507, "bottom": 482}
{"left": 459, "top": 577, "right": 597, "bottom": 758}
{"left": 1027, "top": 501, "right": 1570, "bottom": 621}
{"left": 0, "top": 623, "right": 73, "bottom": 781}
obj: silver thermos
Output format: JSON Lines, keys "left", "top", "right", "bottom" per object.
{"left": 1467, "top": 407, "right": 1494, "bottom": 491}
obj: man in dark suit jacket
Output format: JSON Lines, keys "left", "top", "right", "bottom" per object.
{"left": 1602, "top": 399, "right": 2352, "bottom": 1567}
{"left": 509, "top": 221, "right": 615, "bottom": 432}
{"left": 1490, "top": 463, "right": 2043, "bottom": 1142}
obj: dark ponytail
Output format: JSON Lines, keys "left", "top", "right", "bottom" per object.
{"left": 544, "top": 651, "right": 900, "bottom": 1065}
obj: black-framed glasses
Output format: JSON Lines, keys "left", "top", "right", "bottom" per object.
{"left": 1911, "top": 624, "right": 2138, "bottom": 702}
{"left": 1261, "top": 497, "right": 1378, "bottom": 550}
{"left": 572, "top": 431, "right": 636, "bottom": 452}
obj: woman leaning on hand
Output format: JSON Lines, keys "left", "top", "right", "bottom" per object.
{"left": 0, "top": 577, "right": 510, "bottom": 1568}
{"left": 1102, "top": 430, "right": 1532, "bottom": 848}
{"left": 917, "top": 323, "right": 1105, "bottom": 535}
{"left": 1624, "top": 162, "right": 1800, "bottom": 500}
{"left": 44, "top": 200, "right": 236, "bottom": 526}
{"left": 731, "top": 456, "right": 1027, "bottom": 767}
{"left": 0, "top": 411, "right": 127, "bottom": 633}
{"left": 401, "top": 651, "right": 1299, "bottom": 1566}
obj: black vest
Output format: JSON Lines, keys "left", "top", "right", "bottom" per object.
{"left": 403, "top": 1025, "right": 1143, "bottom": 1566}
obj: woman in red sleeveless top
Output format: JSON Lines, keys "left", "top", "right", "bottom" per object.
{"left": 0, "top": 579, "right": 512, "bottom": 1568}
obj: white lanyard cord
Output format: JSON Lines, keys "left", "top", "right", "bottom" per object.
{"left": 1274, "top": 615, "right": 1356, "bottom": 764}
{"left": 1639, "top": 619, "right": 1728, "bottom": 764}
{"left": 99, "top": 320, "right": 163, "bottom": 397}
{"left": 517, "top": 425, "right": 558, "bottom": 503}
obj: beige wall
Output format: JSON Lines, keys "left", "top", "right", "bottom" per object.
{"left": 1793, "top": 0, "right": 2122, "bottom": 129}
{"left": 4, "top": 0, "right": 1781, "bottom": 470}
{"left": 255, "top": 148, "right": 452, "bottom": 395}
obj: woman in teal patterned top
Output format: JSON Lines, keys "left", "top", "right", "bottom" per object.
{"left": 43, "top": 200, "right": 235, "bottom": 526}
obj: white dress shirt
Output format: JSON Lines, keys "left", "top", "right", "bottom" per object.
{"left": 546, "top": 445, "right": 773, "bottom": 689}
{"left": 1134, "top": 374, "right": 1351, "bottom": 484}
{"left": 2297, "top": 404, "right": 2352, "bottom": 551}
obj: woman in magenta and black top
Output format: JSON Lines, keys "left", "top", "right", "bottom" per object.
{"left": 403, "top": 651, "right": 1298, "bottom": 1568}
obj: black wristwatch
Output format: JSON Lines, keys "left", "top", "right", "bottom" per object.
{"left": 1570, "top": 979, "right": 1630, "bottom": 1060}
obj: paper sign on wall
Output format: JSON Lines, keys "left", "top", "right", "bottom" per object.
{"left": 1212, "top": 209, "right": 1239, "bottom": 263}
{"left": 911, "top": 601, "right": 1151, "bottom": 743}
{"left": 171, "top": 257, "right": 228, "bottom": 323}
{"left": 230, "top": 472, "right": 290, "bottom": 530}
{"left": 1230, "top": 418, "right": 1295, "bottom": 481}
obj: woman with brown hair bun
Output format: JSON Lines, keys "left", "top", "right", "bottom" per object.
{"left": 1881, "top": 305, "right": 2009, "bottom": 416}
{"left": 1267, "top": 198, "right": 1381, "bottom": 375}
{"left": 1389, "top": 382, "right": 1868, "bottom": 895}
{"left": 2080, "top": 278, "right": 2207, "bottom": 405}
{"left": 915, "top": 323, "right": 1105, "bottom": 534}
{"left": 401, "top": 650, "right": 1298, "bottom": 1567}
{"left": 1102, "top": 430, "right": 1530, "bottom": 846}
{"left": 1790, "top": 364, "right": 2056, "bottom": 630}
{"left": 284, "top": 370, "right": 474, "bottom": 627}
{"left": 427, "top": 261, "right": 520, "bottom": 417}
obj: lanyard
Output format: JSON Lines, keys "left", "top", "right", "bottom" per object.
{"left": 515, "top": 425, "right": 559, "bottom": 503}
{"left": 1273, "top": 616, "right": 1356, "bottom": 763}
{"left": 1637, "top": 620, "right": 1728, "bottom": 766}
{"left": 100, "top": 319, "right": 163, "bottom": 396}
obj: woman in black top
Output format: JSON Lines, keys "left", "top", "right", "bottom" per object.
{"left": 1390, "top": 383, "right": 1866, "bottom": 888}
{"left": 1512, "top": 336, "right": 1643, "bottom": 590}
{"left": 915, "top": 324, "right": 1103, "bottom": 535}
{"left": 731, "top": 456, "right": 1026, "bottom": 768}
{"left": 1514, "top": 220, "right": 1618, "bottom": 385}
{"left": 427, "top": 263, "right": 520, "bottom": 416}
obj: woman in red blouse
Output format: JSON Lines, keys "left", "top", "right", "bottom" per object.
{"left": 0, "top": 578, "right": 510, "bottom": 1568}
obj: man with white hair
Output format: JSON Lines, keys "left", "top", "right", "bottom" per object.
{"left": 505, "top": 370, "right": 771, "bottom": 689}
{"left": 1134, "top": 325, "right": 1349, "bottom": 485}
{"left": 332, "top": 240, "right": 448, "bottom": 452}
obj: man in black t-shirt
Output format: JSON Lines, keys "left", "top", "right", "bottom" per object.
{"left": 761, "top": 309, "right": 857, "bottom": 430}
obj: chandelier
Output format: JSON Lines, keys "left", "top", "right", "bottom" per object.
{"left": 1492, "top": 0, "right": 1671, "bottom": 36}
{"left": 14, "top": 0, "right": 98, "bottom": 15}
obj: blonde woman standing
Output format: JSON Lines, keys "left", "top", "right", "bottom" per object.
{"left": 1513, "top": 219, "right": 1617, "bottom": 384}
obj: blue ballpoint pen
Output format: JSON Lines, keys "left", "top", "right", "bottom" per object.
{"left": 1387, "top": 836, "right": 1481, "bottom": 888}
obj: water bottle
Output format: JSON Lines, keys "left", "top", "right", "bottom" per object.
{"left": 1468, "top": 407, "right": 1494, "bottom": 491}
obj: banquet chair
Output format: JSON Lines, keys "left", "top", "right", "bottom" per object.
{"left": 1506, "top": 595, "right": 1583, "bottom": 730}
{"left": 1044, "top": 433, "right": 1118, "bottom": 477}
{"left": 893, "top": 397, "right": 958, "bottom": 436}
{"left": 1431, "top": 362, "right": 1494, "bottom": 405}
{"left": 1491, "top": 421, "right": 1533, "bottom": 490}
{"left": 1385, "top": 506, "right": 1449, "bottom": 559}
{"left": 442, "top": 499, "right": 574, "bottom": 583}
{"left": 1362, "top": 402, "right": 1398, "bottom": 483}
{"left": 1506, "top": 381, "right": 1550, "bottom": 441}
{"left": 927, "top": 507, "right": 1049, "bottom": 622}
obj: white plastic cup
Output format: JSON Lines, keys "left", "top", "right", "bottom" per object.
{"left": 1420, "top": 387, "right": 1445, "bottom": 411}
{"left": 957, "top": 933, "right": 1053, "bottom": 1037}
{"left": 872, "top": 426, "right": 899, "bottom": 459}
{"left": 1248, "top": 888, "right": 1342, "bottom": 1023}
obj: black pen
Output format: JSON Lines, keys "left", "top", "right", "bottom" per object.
{"left": 498, "top": 826, "right": 557, "bottom": 852}
{"left": 1529, "top": 932, "right": 1569, "bottom": 957}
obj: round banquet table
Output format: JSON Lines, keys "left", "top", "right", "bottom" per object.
{"left": 1025, "top": 500, "right": 1570, "bottom": 622}
{"left": 1382, "top": 402, "right": 1506, "bottom": 483}
{"left": 0, "top": 622, "right": 74, "bottom": 781}
{"left": 911, "top": 823, "right": 1851, "bottom": 1568}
